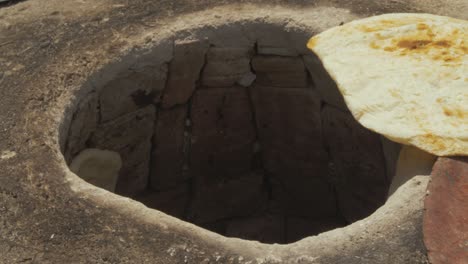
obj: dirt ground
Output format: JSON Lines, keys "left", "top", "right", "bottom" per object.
{"left": 0, "top": 0, "right": 466, "bottom": 263}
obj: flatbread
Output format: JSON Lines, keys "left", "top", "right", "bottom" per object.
{"left": 388, "top": 145, "right": 436, "bottom": 197}
{"left": 307, "top": 13, "right": 467, "bottom": 156}
{"left": 70, "top": 148, "right": 122, "bottom": 192}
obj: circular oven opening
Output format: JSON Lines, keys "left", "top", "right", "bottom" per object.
{"left": 62, "top": 20, "right": 396, "bottom": 244}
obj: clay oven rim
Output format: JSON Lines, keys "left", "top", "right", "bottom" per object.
{"left": 59, "top": 11, "right": 429, "bottom": 230}
{"left": 58, "top": 10, "right": 442, "bottom": 247}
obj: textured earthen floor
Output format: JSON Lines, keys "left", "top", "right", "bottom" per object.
{"left": 0, "top": 0, "right": 466, "bottom": 263}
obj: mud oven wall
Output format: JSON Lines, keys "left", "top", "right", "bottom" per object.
{"left": 63, "top": 23, "right": 396, "bottom": 244}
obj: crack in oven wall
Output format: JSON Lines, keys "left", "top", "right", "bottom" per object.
{"left": 62, "top": 21, "right": 399, "bottom": 244}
